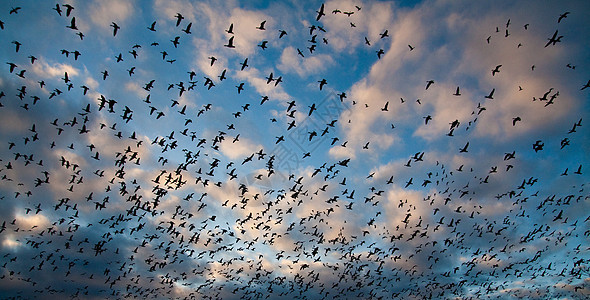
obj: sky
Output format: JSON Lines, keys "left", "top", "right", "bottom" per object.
{"left": 0, "top": 0, "right": 589, "bottom": 299}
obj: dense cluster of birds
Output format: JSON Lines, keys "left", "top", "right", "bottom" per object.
{"left": 0, "top": 2, "right": 588, "bottom": 299}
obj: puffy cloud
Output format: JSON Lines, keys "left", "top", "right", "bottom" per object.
{"left": 219, "top": 135, "right": 262, "bottom": 160}
{"left": 88, "top": 0, "right": 135, "bottom": 29}
{"left": 30, "top": 58, "right": 79, "bottom": 79}
{"left": 277, "top": 47, "right": 334, "bottom": 77}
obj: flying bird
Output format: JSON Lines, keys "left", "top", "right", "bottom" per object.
{"left": 175, "top": 13, "right": 184, "bottom": 26}
{"left": 491, "top": 65, "right": 502, "bottom": 76}
{"left": 318, "top": 79, "right": 327, "bottom": 90}
{"left": 147, "top": 21, "right": 157, "bottom": 31}
{"left": 544, "top": 30, "right": 563, "bottom": 47}
{"left": 110, "top": 22, "right": 120, "bottom": 36}
{"left": 224, "top": 36, "right": 235, "bottom": 48}
{"left": 316, "top": 3, "right": 325, "bottom": 21}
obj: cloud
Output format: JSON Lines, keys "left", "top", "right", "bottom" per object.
{"left": 88, "top": 0, "right": 135, "bottom": 29}
{"left": 322, "top": 0, "right": 395, "bottom": 53}
{"left": 277, "top": 47, "right": 334, "bottom": 77}
{"left": 234, "top": 67, "right": 291, "bottom": 100}
{"left": 30, "top": 58, "right": 79, "bottom": 79}
{"left": 219, "top": 135, "right": 262, "bottom": 160}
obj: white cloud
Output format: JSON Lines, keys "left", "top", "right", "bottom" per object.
{"left": 322, "top": 0, "right": 395, "bottom": 53}
{"left": 88, "top": 0, "right": 134, "bottom": 29}
{"left": 277, "top": 47, "right": 334, "bottom": 77}
{"left": 234, "top": 67, "right": 291, "bottom": 100}
{"left": 30, "top": 58, "right": 79, "bottom": 79}
{"left": 219, "top": 135, "right": 262, "bottom": 160}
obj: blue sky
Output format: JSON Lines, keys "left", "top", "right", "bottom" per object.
{"left": 0, "top": 0, "right": 589, "bottom": 298}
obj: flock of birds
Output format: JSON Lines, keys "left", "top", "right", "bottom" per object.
{"left": 0, "top": 2, "right": 589, "bottom": 299}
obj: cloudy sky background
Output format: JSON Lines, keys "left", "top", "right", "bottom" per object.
{"left": 0, "top": 0, "right": 589, "bottom": 298}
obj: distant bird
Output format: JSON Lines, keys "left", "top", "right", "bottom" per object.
{"left": 9, "top": 7, "right": 21, "bottom": 14}
{"left": 182, "top": 22, "right": 192, "bottom": 34}
{"left": 236, "top": 83, "right": 244, "bottom": 94}
{"left": 308, "top": 103, "right": 316, "bottom": 116}
{"left": 66, "top": 17, "right": 78, "bottom": 30}
{"left": 224, "top": 36, "right": 235, "bottom": 48}
{"left": 147, "top": 21, "right": 157, "bottom": 31}
{"left": 256, "top": 20, "right": 266, "bottom": 30}
{"left": 63, "top": 4, "right": 74, "bottom": 16}
{"left": 380, "top": 30, "right": 389, "bottom": 39}
{"left": 453, "top": 86, "right": 461, "bottom": 96}
{"left": 408, "top": 44, "right": 415, "bottom": 51}
{"left": 544, "top": 30, "right": 563, "bottom": 47}
{"left": 557, "top": 12, "right": 570, "bottom": 23}
{"left": 426, "top": 80, "right": 434, "bottom": 90}
{"left": 171, "top": 36, "right": 180, "bottom": 48}
{"left": 240, "top": 58, "right": 248, "bottom": 70}
{"left": 512, "top": 117, "right": 521, "bottom": 126}
{"left": 53, "top": 4, "right": 62, "bottom": 16}
{"left": 316, "top": 3, "right": 325, "bottom": 21}
{"left": 376, "top": 49, "right": 384, "bottom": 59}
{"left": 6, "top": 62, "right": 17, "bottom": 73}
{"left": 318, "top": 79, "right": 327, "bottom": 90}
{"left": 258, "top": 40, "right": 268, "bottom": 50}
{"left": 484, "top": 88, "right": 495, "bottom": 99}
{"left": 175, "top": 13, "right": 184, "bottom": 26}
{"left": 381, "top": 101, "right": 389, "bottom": 111}
{"left": 532, "top": 140, "right": 544, "bottom": 152}
{"left": 12, "top": 40, "right": 21, "bottom": 52}
{"left": 404, "top": 177, "right": 413, "bottom": 188}
{"left": 491, "top": 65, "right": 502, "bottom": 76}
{"left": 226, "top": 23, "right": 234, "bottom": 34}
{"left": 459, "top": 142, "right": 469, "bottom": 153}
{"left": 110, "top": 22, "right": 120, "bottom": 36}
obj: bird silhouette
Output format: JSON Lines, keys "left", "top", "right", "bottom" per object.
{"left": 110, "top": 22, "right": 120, "bottom": 36}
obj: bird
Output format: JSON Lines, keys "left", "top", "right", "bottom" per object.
{"left": 147, "top": 21, "right": 157, "bottom": 31}
{"left": 175, "top": 13, "right": 184, "bottom": 26}
{"left": 316, "top": 3, "right": 325, "bottom": 21}
{"left": 236, "top": 83, "right": 245, "bottom": 94}
{"left": 182, "top": 22, "right": 192, "bottom": 34}
{"left": 278, "top": 29, "right": 287, "bottom": 38}
{"left": 459, "top": 142, "right": 469, "bottom": 153}
{"left": 376, "top": 49, "right": 384, "bottom": 59}
{"left": 256, "top": 20, "right": 266, "bottom": 30}
{"left": 258, "top": 40, "right": 268, "bottom": 50}
{"left": 9, "top": 7, "right": 21, "bottom": 14}
{"left": 110, "top": 22, "right": 120, "bottom": 36}
{"left": 308, "top": 103, "right": 316, "bottom": 116}
{"left": 557, "top": 12, "right": 570, "bottom": 23}
{"left": 11, "top": 40, "right": 21, "bottom": 52}
{"left": 485, "top": 88, "right": 495, "bottom": 99}
{"left": 171, "top": 36, "right": 180, "bottom": 48}
{"left": 318, "top": 79, "right": 327, "bottom": 90}
{"left": 453, "top": 86, "right": 461, "bottom": 96}
{"left": 226, "top": 23, "right": 234, "bottom": 34}
{"left": 67, "top": 17, "right": 78, "bottom": 30}
{"left": 544, "top": 30, "right": 563, "bottom": 47}
{"left": 224, "top": 36, "right": 235, "bottom": 48}
{"left": 580, "top": 80, "right": 590, "bottom": 90}
{"left": 491, "top": 65, "right": 502, "bottom": 76}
